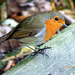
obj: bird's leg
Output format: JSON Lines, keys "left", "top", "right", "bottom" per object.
{"left": 33, "top": 39, "right": 52, "bottom": 56}
{"left": 24, "top": 45, "right": 51, "bottom": 57}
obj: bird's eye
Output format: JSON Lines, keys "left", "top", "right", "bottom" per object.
{"left": 55, "top": 17, "right": 59, "bottom": 21}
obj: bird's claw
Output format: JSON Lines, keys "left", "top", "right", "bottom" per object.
{"left": 31, "top": 46, "right": 51, "bottom": 57}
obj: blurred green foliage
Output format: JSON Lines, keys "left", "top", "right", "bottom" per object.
{"left": 0, "top": 0, "right": 7, "bottom": 7}
{"left": 27, "top": 0, "right": 33, "bottom": 2}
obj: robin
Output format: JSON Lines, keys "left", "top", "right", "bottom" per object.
{"left": 0, "top": 11, "right": 67, "bottom": 51}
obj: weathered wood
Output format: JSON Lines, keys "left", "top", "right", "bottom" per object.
{"left": 3, "top": 22, "right": 75, "bottom": 75}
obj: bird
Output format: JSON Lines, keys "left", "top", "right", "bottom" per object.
{"left": 0, "top": 11, "right": 67, "bottom": 51}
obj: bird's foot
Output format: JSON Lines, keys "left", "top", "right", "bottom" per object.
{"left": 31, "top": 46, "right": 51, "bottom": 57}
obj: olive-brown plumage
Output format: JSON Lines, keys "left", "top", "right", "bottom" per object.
{"left": 0, "top": 11, "right": 67, "bottom": 46}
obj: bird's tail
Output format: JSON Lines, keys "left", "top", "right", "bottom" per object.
{"left": 0, "top": 34, "right": 9, "bottom": 42}
{"left": 0, "top": 26, "right": 16, "bottom": 42}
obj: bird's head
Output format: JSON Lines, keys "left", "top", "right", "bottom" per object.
{"left": 47, "top": 11, "right": 67, "bottom": 28}
{"left": 44, "top": 11, "right": 68, "bottom": 42}
{"left": 51, "top": 16, "right": 67, "bottom": 28}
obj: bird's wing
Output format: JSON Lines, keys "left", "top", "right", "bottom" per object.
{"left": 17, "top": 36, "right": 41, "bottom": 45}
{"left": 10, "top": 28, "right": 36, "bottom": 39}
{"left": 10, "top": 15, "right": 44, "bottom": 39}
{"left": 0, "top": 14, "right": 45, "bottom": 42}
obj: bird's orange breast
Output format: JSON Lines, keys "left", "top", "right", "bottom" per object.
{"left": 44, "top": 19, "right": 62, "bottom": 42}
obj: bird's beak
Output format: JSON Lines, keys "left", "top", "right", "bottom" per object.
{"left": 62, "top": 24, "right": 68, "bottom": 28}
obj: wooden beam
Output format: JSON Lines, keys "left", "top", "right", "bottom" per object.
{"left": 3, "top": 22, "right": 75, "bottom": 75}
